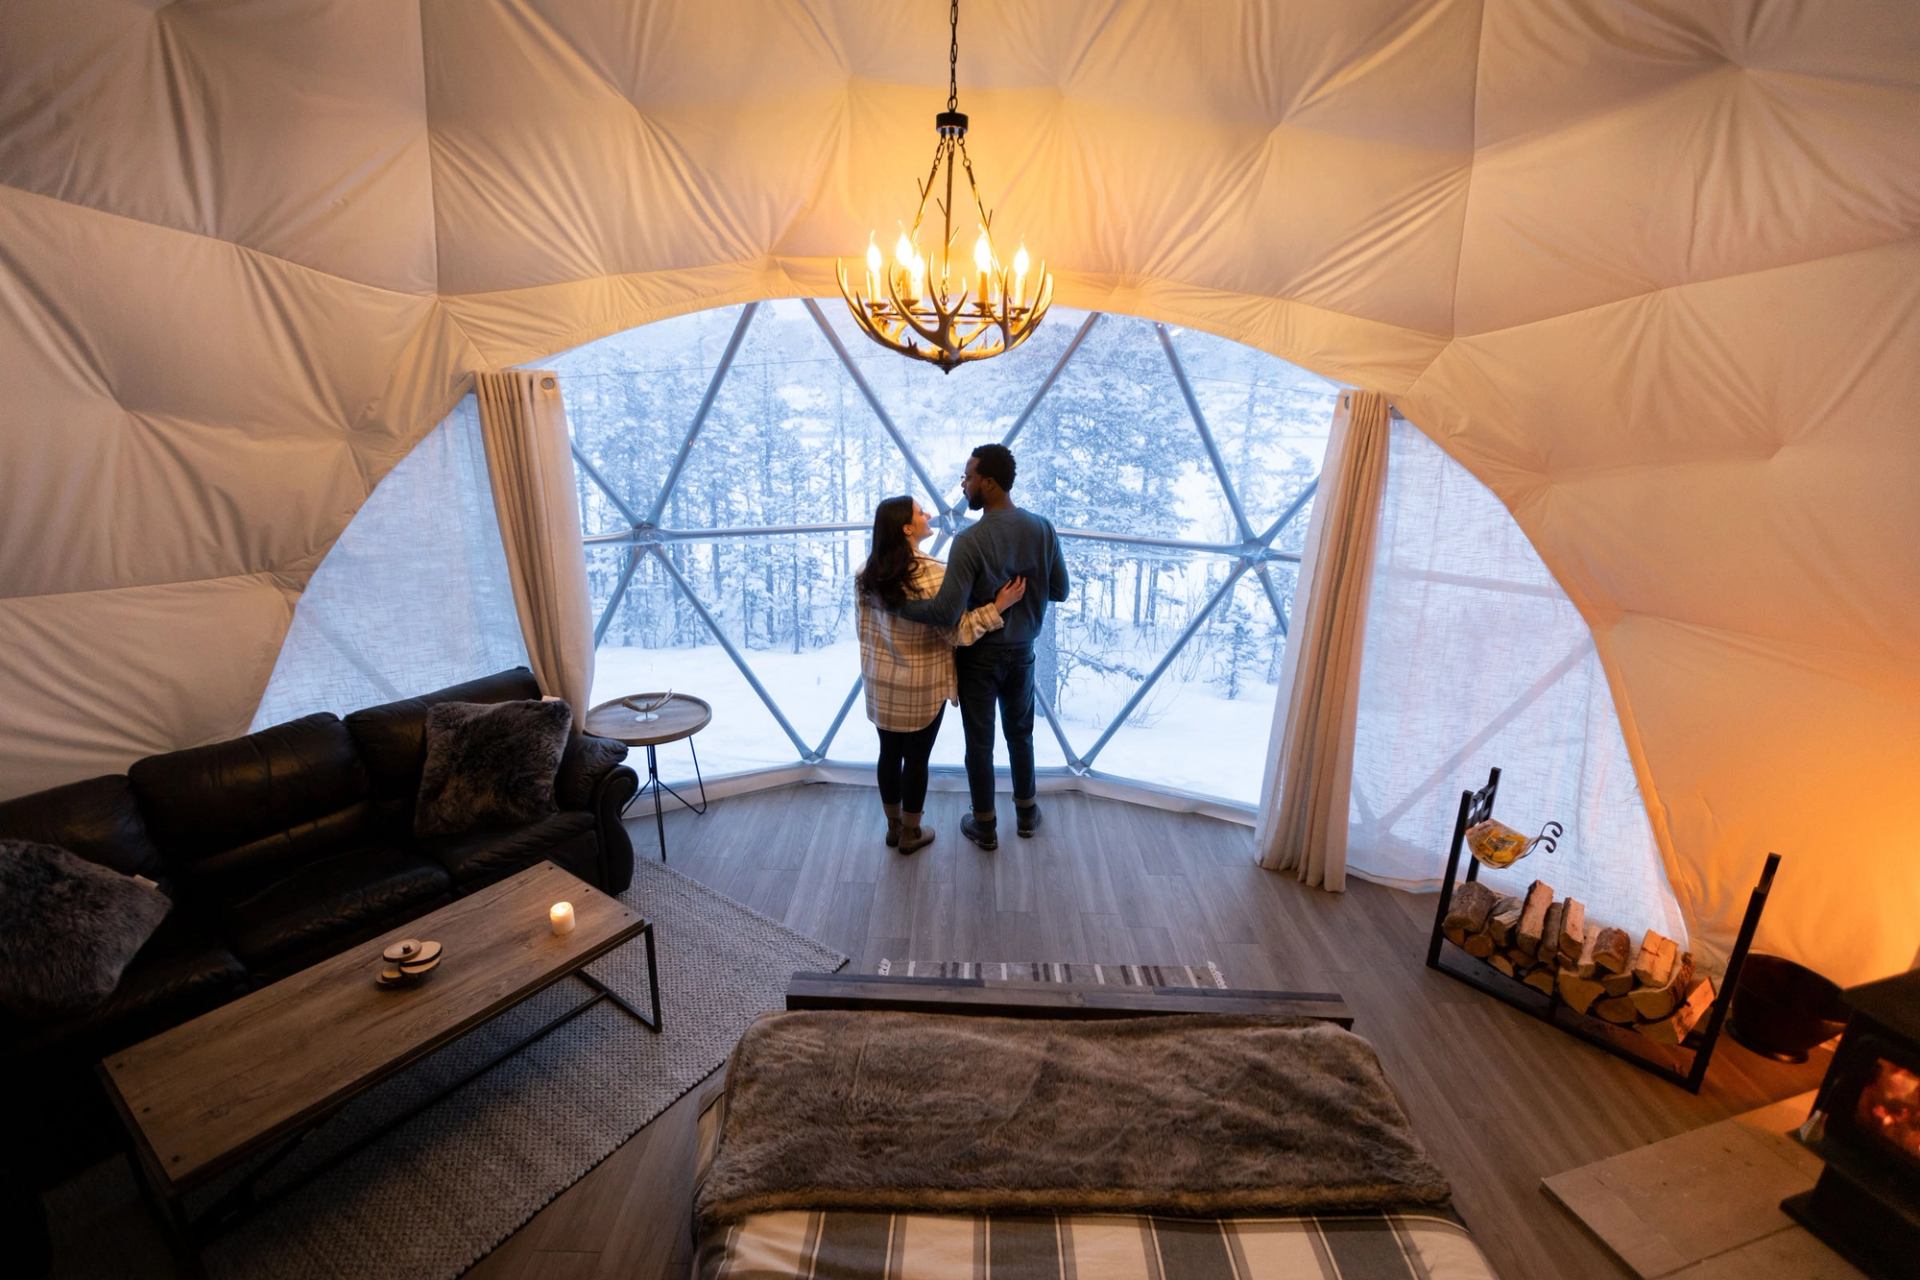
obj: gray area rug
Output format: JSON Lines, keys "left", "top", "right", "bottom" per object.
{"left": 45, "top": 858, "right": 847, "bottom": 1279}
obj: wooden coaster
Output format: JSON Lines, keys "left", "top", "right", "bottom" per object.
{"left": 383, "top": 938, "right": 424, "bottom": 963}
{"left": 398, "top": 954, "right": 441, "bottom": 977}
{"left": 407, "top": 939, "right": 443, "bottom": 965}
{"left": 376, "top": 966, "right": 409, "bottom": 987}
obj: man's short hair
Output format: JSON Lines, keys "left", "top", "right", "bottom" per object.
{"left": 971, "top": 443, "right": 1016, "bottom": 492}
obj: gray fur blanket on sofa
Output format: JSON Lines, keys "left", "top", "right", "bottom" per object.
{"left": 695, "top": 1010, "right": 1450, "bottom": 1229}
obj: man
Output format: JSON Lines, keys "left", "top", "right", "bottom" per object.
{"left": 894, "top": 443, "right": 1070, "bottom": 850}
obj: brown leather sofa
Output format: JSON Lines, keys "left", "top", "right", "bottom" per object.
{"left": 0, "top": 667, "right": 638, "bottom": 1187}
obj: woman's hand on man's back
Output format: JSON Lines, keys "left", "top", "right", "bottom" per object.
{"left": 993, "top": 576, "right": 1027, "bottom": 613}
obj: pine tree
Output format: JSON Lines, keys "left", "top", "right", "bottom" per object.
{"left": 1215, "top": 594, "right": 1261, "bottom": 701}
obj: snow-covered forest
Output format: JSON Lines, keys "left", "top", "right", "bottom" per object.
{"left": 548, "top": 300, "right": 1339, "bottom": 802}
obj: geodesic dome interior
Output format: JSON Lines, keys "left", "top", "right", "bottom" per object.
{"left": 2, "top": 0, "right": 1915, "bottom": 982}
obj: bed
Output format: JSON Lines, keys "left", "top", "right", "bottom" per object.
{"left": 690, "top": 977, "right": 1502, "bottom": 1280}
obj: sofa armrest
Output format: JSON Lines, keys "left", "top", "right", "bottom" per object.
{"left": 590, "top": 764, "right": 639, "bottom": 895}
{"left": 555, "top": 732, "right": 630, "bottom": 811}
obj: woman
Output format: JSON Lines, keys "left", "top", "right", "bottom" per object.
{"left": 855, "top": 496, "right": 1025, "bottom": 853}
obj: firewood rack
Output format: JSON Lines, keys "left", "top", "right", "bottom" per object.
{"left": 1424, "top": 767, "right": 1780, "bottom": 1093}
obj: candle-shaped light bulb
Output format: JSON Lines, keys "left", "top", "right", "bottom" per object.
{"left": 1012, "top": 242, "right": 1030, "bottom": 308}
{"left": 895, "top": 232, "right": 915, "bottom": 269}
{"left": 865, "top": 233, "right": 882, "bottom": 299}
{"left": 550, "top": 901, "right": 575, "bottom": 935}
{"left": 910, "top": 251, "right": 926, "bottom": 303}
{"left": 974, "top": 231, "right": 993, "bottom": 310}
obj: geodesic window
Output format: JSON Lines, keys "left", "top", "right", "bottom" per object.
{"left": 547, "top": 300, "right": 1340, "bottom": 805}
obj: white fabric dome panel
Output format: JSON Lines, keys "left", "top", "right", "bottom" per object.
{"left": 0, "top": 0, "right": 436, "bottom": 293}
{"left": 1, "top": 0, "right": 1913, "bottom": 981}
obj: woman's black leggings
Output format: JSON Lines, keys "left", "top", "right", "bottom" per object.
{"left": 876, "top": 706, "right": 945, "bottom": 812}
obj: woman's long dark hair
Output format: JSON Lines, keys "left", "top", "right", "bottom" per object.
{"left": 857, "top": 495, "right": 918, "bottom": 608}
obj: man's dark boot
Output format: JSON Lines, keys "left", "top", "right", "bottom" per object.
{"left": 962, "top": 812, "right": 998, "bottom": 851}
{"left": 1017, "top": 801, "right": 1042, "bottom": 838}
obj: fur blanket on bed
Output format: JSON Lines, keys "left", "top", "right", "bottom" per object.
{"left": 695, "top": 1011, "right": 1451, "bottom": 1229}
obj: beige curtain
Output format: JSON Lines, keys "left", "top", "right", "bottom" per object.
{"left": 474, "top": 370, "right": 595, "bottom": 727}
{"left": 1255, "top": 390, "right": 1392, "bottom": 888}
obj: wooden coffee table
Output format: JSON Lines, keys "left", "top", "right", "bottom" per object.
{"left": 100, "top": 861, "right": 659, "bottom": 1257}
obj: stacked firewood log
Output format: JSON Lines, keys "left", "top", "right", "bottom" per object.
{"left": 1441, "top": 879, "right": 1716, "bottom": 1045}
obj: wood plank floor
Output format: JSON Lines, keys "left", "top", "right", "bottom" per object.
{"left": 471, "top": 782, "right": 1825, "bottom": 1280}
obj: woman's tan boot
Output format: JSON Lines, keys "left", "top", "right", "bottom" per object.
{"left": 897, "top": 813, "right": 935, "bottom": 855}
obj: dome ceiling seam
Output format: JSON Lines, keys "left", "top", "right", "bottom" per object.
{"left": 0, "top": 182, "right": 440, "bottom": 301}
{"left": 416, "top": 0, "right": 443, "bottom": 298}
{"left": 1445, "top": 0, "right": 1489, "bottom": 343}
{"left": 1446, "top": 227, "right": 1920, "bottom": 342}
{"left": 0, "top": 565, "right": 296, "bottom": 606}
{"left": 1486, "top": 447, "right": 1794, "bottom": 487}
{"left": 1273, "top": 160, "right": 1471, "bottom": 319}
{"left": 1469, "top": 60, "right": 1751, "bottom": 156}
{"left": 0, "top": 246, "right": 119, "bottom": 403}
{"left": 437, "top": 257, "right": 1449, "bottom": 386}
{"left": 438, "top": 264, "right": 791, "bottom": 369}
{"left": 1280, "top": 0, "right": 1479, "bottom": 133}
{"left": 1609, "top": 608, "right": 1913, "bottom": 672}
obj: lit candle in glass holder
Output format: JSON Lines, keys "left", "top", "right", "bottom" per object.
{"left": 550, "top": 902, "right": 575, "bottom": 936}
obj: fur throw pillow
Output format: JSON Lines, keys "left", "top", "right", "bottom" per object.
{"left": 415, "top": 699, "right": 572, "bottom": 836}
{"left": 0, "top": 840, "right": 172, "bottom": 1019}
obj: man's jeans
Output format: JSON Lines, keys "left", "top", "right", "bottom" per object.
{"left": 954, "top": 643, "right": 1036, "bottom": 818}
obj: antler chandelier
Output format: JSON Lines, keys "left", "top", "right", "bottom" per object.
{"left": 836, "top": 0, "right": 1053, "bottom": 373}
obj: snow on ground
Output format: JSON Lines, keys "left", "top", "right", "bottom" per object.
{"left": 593, "top": 640, "right": 1275, "bottom": 804}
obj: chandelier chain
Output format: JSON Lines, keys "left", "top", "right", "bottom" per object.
{"left": 948, "top": 0, "right": 960, "bottom": 112}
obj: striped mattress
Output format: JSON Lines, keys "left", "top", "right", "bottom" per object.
{"left": 697, "top": 1207, "right": 1498, "bottom": 1279}
{"left": 692, "top": 1091, "right": 1500, "bottom": 1280}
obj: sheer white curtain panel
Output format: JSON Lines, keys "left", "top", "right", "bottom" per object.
{"left": 1345, "top": 421, "right": 1687, "bottom": 946}
{"left": 252, "top": 397, "right": 529, "bottom": 729}
{"left": 1255, "top": 390, "right": 1392, "bottom": 889}
{"left": 474, "top": 370, "right": 597, "bottom": 727}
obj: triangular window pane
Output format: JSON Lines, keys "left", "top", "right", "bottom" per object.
{"left": 548, "top": 304, "right": 751, "bottom": 528}
{"left": 1087, "top": 566, "right": 1291, "bottom": 802}
{"left": 677, "top": 529, "right": 867, "bottom": 753}
{"left": 1164, "top": 323, "right": 1340, "bottom": 544}
{"left": 665, "top": 300, "right": 920, "bottom": 528}
{"left": 1049, "top": 543, "right": 1274, "bottom": 801}
{"left": 813, "top": 302, "right": 1086, "bottom": 512}
{"left": 588, "top": 542, "right": 803, "bottom": 776}
{"left": 1016, "top": 315, "right": 1208, "bottom": 541}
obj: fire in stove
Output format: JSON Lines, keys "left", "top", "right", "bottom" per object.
{"left": 1856, "top": 1058, "right": 1920, "bottom": 1162}
{"left": 1781, "top": 966, "right": 1920, "bottom": 1280}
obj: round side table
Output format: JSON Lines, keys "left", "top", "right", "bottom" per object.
{"left": 585, "top": 694, "right": 712, "bottom": 863}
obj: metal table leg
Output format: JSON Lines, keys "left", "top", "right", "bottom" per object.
{"left": 655, "top": 736, "right": 709, "bottom": 816}
{"left": 647, "top": 744, "right": 667, "bottom": 862}
{"left": 634, "top": 740, "right": 707, "bottom": 863}
{"left": 576, "top": 921, "right": 662, "bottom": 1031}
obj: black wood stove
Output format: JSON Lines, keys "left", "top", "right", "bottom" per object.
{"left": 1784, "top": 967, "right": 1920, "bottom": 1279}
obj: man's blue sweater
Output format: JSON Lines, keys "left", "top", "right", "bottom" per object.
{"left": 896, "top": 506, "right": 1070, "bottom": 647}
